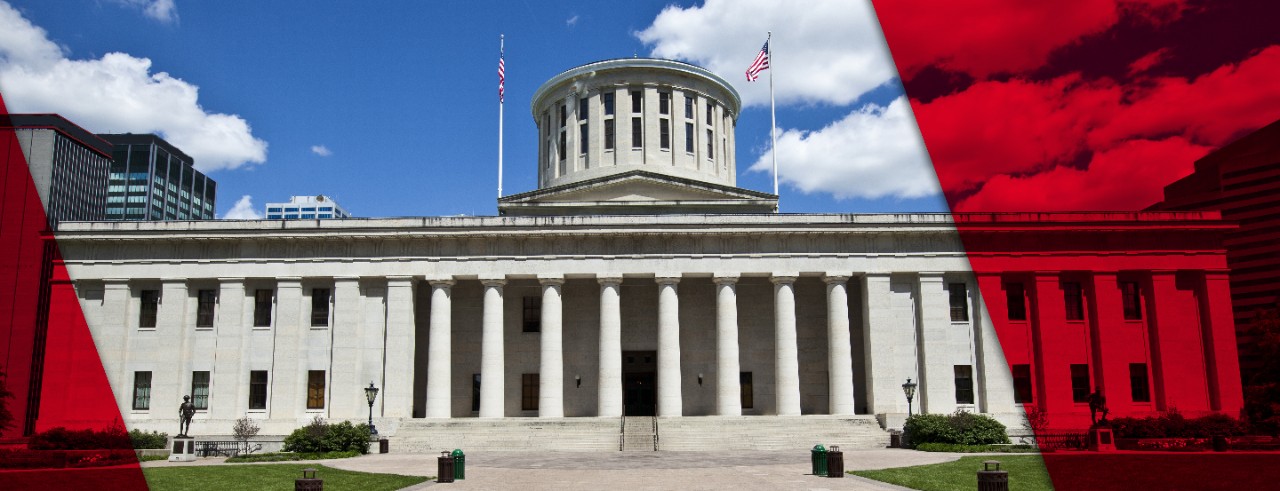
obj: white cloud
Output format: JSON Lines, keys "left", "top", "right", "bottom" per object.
{"left": 0, "top": 2, "right": 266, "bottom": 172}
{"left": 636, "top": 0, "right": 897, "bottom": 107}
{"left": 749, "top": 97, "right": 939, "bottom": 200}
{"left": 113, "top": 0, "right": 179, "bottom": 24}
{"left": 311, "top": 145, "right": 332, "bottom": 157}
{"left": 566, "top": 14, "right": 579, "bottom": 27}
{"left": 221, "top": 195, "right": 262, "bottom": 219}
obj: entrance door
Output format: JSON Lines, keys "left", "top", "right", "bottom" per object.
{"left": 623, "top": 351, "right": 657, "bottom": 416}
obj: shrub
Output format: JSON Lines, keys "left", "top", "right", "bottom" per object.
{"left": 914, "top": 442, "right": 1037, "bottom": 453}
{"left": 905, "top": 411, "right": 1010, "bottom": 447}
{"left": 226, "top": 450, "right": 360, "bottom": 463}
{"left": 233, "top": 416, "right": 261, "bottom": 455}
{"left": 28, "top": 425, "right": 131, "bottom": 450}
{"left": 129, "top": 429, "right": 168, "bottom": 449}
{"left": 1111, "top": 412, "right": 1247, "bottom": 439}
{"left": 282, "top": 417, "right": 371, "bottom": 454}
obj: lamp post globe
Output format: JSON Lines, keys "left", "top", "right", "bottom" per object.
{"left": 902, "top": 378, "right": 917, "bottom": 417}
{"left": 365, "top": 382, "right": 380, "bottom": 436}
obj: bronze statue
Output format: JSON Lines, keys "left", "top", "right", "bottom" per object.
{"left": 178, "top": 395, "right": 196, "bottom": 437}
{"left": 1087, "top": 390, "right": 1109, "bottom": 426}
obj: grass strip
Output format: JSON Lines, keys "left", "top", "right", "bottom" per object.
{"left": 143, "top": 463, "right": 427, "bottom": 491}
{"left": 851, "top": 455, "right": 1052, "bottom": 491}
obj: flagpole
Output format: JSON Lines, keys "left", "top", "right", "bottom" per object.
{"left": 767, "top": 31, "right": 778, "bottom": 202}
{"left": 498, "top": 34, "right": 505, "bottom": 199}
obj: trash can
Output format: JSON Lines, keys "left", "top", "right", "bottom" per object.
{"left": 295, "top": 468, "right": 323, "bottom": 491}
{"left": 810, "top": 444, "right": 827, "bottom": 476}
{"left": 1212, "top": 435, "right": 1228, "bottom": 452}
{"left": 437, "top": 451, "right": 455, "bottom": 483}
{"left": 452, "top": 449, "right": 466, "bottom": 479}
{"left": 379, "top": 438, "right": 389, "bottom": 454}
{"left": 826, "top": 445, "right": 844, "bottom": 478}
{"left": 890, "top": 432, "right": 902, "bottom": 448}
{"left": 977, "top": 460, "right": 1008, "bottom": 491}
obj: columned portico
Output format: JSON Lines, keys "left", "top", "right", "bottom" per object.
{"left": 714, "top": 274, "right": 741, "bottom": 416}
{"left": 538, "top": 275, "right": 565, "bottom": 417}
{"left": 772, "top": 273, "right": 801, "bottom": 416}
{"left": 597, "top": 276, "right": 624, "bottom": 418}
{"left": 425, "top": 278, "right": 454, "bottom": 418}
{"left": 656, "top": 274, "right": 682, "bottom": 417}
{"left": 825, "top": 274, "right": 855, "bottom": 415}
{"left": 479, "top": 277, "right": 506, "bottom": 418}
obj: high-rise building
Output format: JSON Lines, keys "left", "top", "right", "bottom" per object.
{"left": 264, "top": 195, "right": 351, "bottom": 219}
{"left": 2, "top": 114, "right": 111, "bottom": 227}
{"left": 99, "top": 134, "right": 217, "bottom": 221}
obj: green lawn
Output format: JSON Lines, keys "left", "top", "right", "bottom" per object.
{"left": 143, "top": 463, "right": 428, "bottom": 491}
{"left": 852, "top": 455, "right": 1053, "bottom": 491}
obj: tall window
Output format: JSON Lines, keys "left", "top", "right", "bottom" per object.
{"left": 307, "top": 370, "right": 326, "bottom": 410}
{"left": 196, "top": 289, "right": 217, "bottom": 327}
{"left": 472, "top": 374, "right": 481, "bottom": 412}
{"left": 1130, "top": 363, "right": 1151, "bottom": 403}
{"left": 631, "top": 118, "right": 643, "bottom": 148}
{"left": 1121, "top": 281, "right": 1143, "bottom": 320}
{"left": 631, "top": 90, "right": 642, "bottom": 113}
{"left": 659, "top": 92, "right": 670, "bottom": 115}
{"left": 684, "top": 123, "right": 695, "bottom": 153}
{"left": 604, "top": 120, "right": 615, "bottom": 151}
{"left": 249, "top": 370, "right": 268, "bottom": 410}
{"left": 1063, "top": 282, "right": 1084, "bottom": 321}
{"left": 558, "top": 132, "right": 567, "bottom": 162}
{"left": 1070, "top": 364, "right": 1091, "bottom": 403}
{"left": 1012, "top": 364, "right": 1033, "bottom": 403}
{"left": 139, "top": 290, "right": 159, "bottom": 328}
{"left": 706, "top": 129, "right": 714, "bottom": 158}
{"left": 954, "top": 365, "right": 975, "bottom": 404}
{"left": 523, "top": 296, "right": 542, "bottom": 333}
{"left": 578, "top": 97, "right": 589, "bottom": 121}
{"left": 684, "top": 95, "right": 694, "bottom": 119}
{"left": 559, "top": 104, "right": 567, "bottom": 127}
{"left": 1006, "top": 283, "right": 1027, "bottom": 321}
{"left": 191, "top": 371, "right": 210, "bottom": 410}
{"left": 660, "top": 119, "right": 670, "bottom": 149}
{"left": 253, "top": 289, "right": 274, "bottom": 327}
{"left": 133, "top": 371, "right": 152, "bottom": 410}
{"left": 705, "top": 102, "right": 714, "bottom": 124}
{"left": 311, "top": 288, "right": 331, "bottom": 327}
{"left": 741, "top": 372, "right": 754, "bottom": 409}
{"left": 949, "top": 283, "right": 969, "bottom": 322}
{"left": 603, "top": 93, "right": 615, "bottom": 115}
{"left": 580, "top": 123, "right": 589, "bottom": 155}
{"left": 522, "top": 373, "right": 539, "bottom": 411}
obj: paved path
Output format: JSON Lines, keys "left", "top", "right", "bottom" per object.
{"left": 145, "top": 449, "right": 966, "bottom": 490}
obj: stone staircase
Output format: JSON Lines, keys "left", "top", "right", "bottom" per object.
{"left": 621, "top": 416, "right": 657, "bottom": 451}
{"left": 388, "top": 415, "right": 888, "bottom": 452}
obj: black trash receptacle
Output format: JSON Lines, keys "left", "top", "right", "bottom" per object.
{"left": 977, "top": 460, "right": 1009, "bottom": 491}
{"left": 1212, "top": 435, "right": 1228, "bottom": 452}
{"left": 379, "top": 438, "right": 389, "bottom": 454}
{"left": 437, "top": 451, "right": 455, "bottom": 483}
{"left": 890, "top": 432, "right": 902, "bottom": 448}
{"left": 826, "top": 445, "right": 844, "bottom": 478}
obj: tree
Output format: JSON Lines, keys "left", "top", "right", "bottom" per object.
{"left": 0, "top": 367, "right": 14, "bottom": 434}
{"left": 1242, "top": 300, "right": 1280, "bottom": 435}
{"left": 232, "top": 416, "right": 261, "bottom": 455}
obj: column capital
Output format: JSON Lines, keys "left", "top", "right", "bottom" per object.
{"left": 425, "top": 275, "right": 455, "bottom": 286}
{"left": 480, "top": 276, "right": 508, "bottom": 287}
{"left": 822, "top": 274, "right": 850, "bottom": 284}
{"left": 712, "top": 273, "right": 739, "bottom": 285}
{"left": 770, "top": 273, "right": 798, "bottom": 285}
{"left": 386, "top": 275, "right": 415, "bottom": 288}
{"left": 538, "top": 274, "right": 566, "bottom": 286}
{"left": 597, "top": 274, "right": 624, "bottom": 286}
{"left": 333, "top": 276, "right": 360, "bottom": 282}
{"left": 160, "top": 277, "right": 188, "bottom": 285}
{"left": 917, "top": 271, "right": 946, "bottom": 281}
{"left": 655, "top": 274, "right": 681, "bottom": 285}
{"left": 1089, "top": 271, "right": 1120, "bottom": 278}
{"left": 103, "top": 278, "right": 131, "bottom": 287}
{"left": 216, "top": 277, "right": 246, "bottom": 284}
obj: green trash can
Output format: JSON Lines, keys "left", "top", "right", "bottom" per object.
{"left": 451, "top": 449, "right": 466, "bottom": 479}
{"left": 811, "top": 444, "right": 827, "bottom": 476}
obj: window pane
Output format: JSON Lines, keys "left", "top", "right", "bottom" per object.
{"left": 191, "top": 371, "right": 210, "bottom": 410}
{"left": 522, "top": 373, "right": 540, "bottom": 411}
{"left": 1122, "top": 281, "right": 1143, "bottom": 320}
{"left": 523, "top": 297, "right": 542, "bottom": 332}
{"left": 603, "top": 93, "right": 615, "bottom": 115}
{"left": 684, "top": 96, "right": 694, "bottom": 119}
{"left": 631, "top": 91, "right": 642, "bottom": 113}
{"left": 249, "top": 370, "right": 268, "bottom": 410}
{"left": 1013, "top": 364, "right": 1033, "bottom": 403}
{"left": 559, "top": 104, "right": 567, "bottom": 127}
{"left": 197, "top": 289, "right": 217, "bottom": 327}
{"left": 579, "top": 97, "right": 589, "bottom": 121}
{"left": 1063, "top": 282, "right": 1085, "bottom": 321}
{"left": 740, "top": 372, "right": 753, "bottom": 409}
{"left": 660, "top": 119, "right": 670, "bottom": 149}
{"left": 133, "top": 371, "right": 152, "bottom": 410}
{"left": 632, "top": 118, "right": 642, "bottom": 148}
{"left": 1071, "top": 364, "right": 1091, "bottom": 403}
{"left": 311, "top": 288, "right": 331, "bottom": 327}
{"left": 706, "top": 129, "right": 714, "bottom": 158}
{"left": 580, "top": 123, "right": 589, "bottom": 154}
{"left": 1006, "top": 283, "right": 1027, "bottom": 321}
{"left": 307, "top": 370, "right": 326, "bottom": 409}
{"left": 139, "top": 290, "right": 159, "bottom": 328}
{"left": 954, "top": 365, "right": 974, "bottom": 404}
{"left": 1130, "top": 363, "right": 1151, "bottom": 402}
{"left": 949, "top": 283, "right": 969, "bottom": 322}
{"left": 254, "top": 289, "right": 274, "bottom": 327}
{"left": 684, "top": 123, "right": 694, "bottom": 153}
{"left": 604, "top": 120, "right": 615, "bottom": 150}
{"left": 659, "top": 92, "right": 670, "bottom": 115}
{"left": 472, "top": 374, "right": 481, "bottom": 412}
{"left": 558, "top": 132, "right": 566, "bottom": 162}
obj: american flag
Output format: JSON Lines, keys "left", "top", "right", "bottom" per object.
{"left": 746, "top": 40, "right": 769, "bottom": 82}
{"left": 498, "top": 54, "right": 505, "bottom": 103}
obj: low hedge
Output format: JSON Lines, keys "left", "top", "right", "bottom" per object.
{"left": 914, "top": 442, "right": 1037, "bottom": 453}
{"left": 905, "top": 412, "right": 1010, "bottom": 447}
{"left": 226, "top": 450, "right": 361, "bottom": 463}
{"left": 1109, "top": 412, "right": 1248, "bottom": 438}
{"left": 282, "top": 417, "right": 371, "bottom": 454}
{"left": 28, "top": 426, "right": 132, "bottom": 450}
{"left": 129, "top": 429, "right": 169, "bottom": 449}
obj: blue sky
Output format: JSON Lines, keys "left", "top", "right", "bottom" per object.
{"left": 0, "top": 0, "right": 948, "bottom": 218}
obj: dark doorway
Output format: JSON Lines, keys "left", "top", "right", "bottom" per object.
{"left": 623, "top": 350, "right": 657, "bottom": 416}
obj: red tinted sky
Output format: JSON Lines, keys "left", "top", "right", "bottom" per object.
{"left": 873, "top": 0, "right": 1280, "bottom": 211}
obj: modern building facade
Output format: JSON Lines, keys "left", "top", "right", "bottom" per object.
{"left": 2, "top": 114, "right": 111, "bottom": 227}
{"left": 40, "top": 59, "right": 1244, "bottom": 449}
{"left": 100, "top": 134, "right": 216, "bottom": 221}
{"left": 265, "top": 195, "right": 351, "bottom": 220}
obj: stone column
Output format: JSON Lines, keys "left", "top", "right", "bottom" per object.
{"left": 210, "top": 278, "right": 246, "bottom": 420}
{"left": 916, "top": 272, "right": 953, "bottom": 414}
{"left": 479, "top": 277, "right": 507, "bottom": 418}
{"left": 772, "top": 273, "right": 801, "bottom": 416}
{"left": 825, "top": 274, "right": 856, "bottom": 415}
{"left": 1199, "top": 271, "right": 1244, "bottom": 414}
{"left": 102, "top": 279, "right": 132, "bottom": 413}
{"left": 539, "top": 275, "right": 566, "bottom": 418}
{"left": 597, "top": 275, "right": 624, "bottom": 417}
{"left": 154, "top": 279, "right": 190, "bottom": 415}
{"left": 862, "top": 273, "right": 906, "bottom": 415}
{"left": 425, "top": 278, "right": 455, "bottom": 418}
{"left": 329, "top": 277, "right": 362, "bottom": 419}
{"left": 713, "top": 274, "right": 741, "bottom": 416}
{"left": 271, "top": 277, "right": 304, "bottom": 418}
{"left": 656, "top": 274, "right": 682, "bottom": 417}
{"left": 383, "top": 276, "right": 416, "bottom": 418}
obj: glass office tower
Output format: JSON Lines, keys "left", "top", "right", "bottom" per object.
{"left": 100, "top": 134, "right": 216, "bottom": 220}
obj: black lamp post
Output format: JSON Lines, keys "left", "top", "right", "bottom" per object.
{"left": 902, "top": 378, "right": 918, "bottom": 417}
{"left": 364, "top": 382, "right": 380, "bottom": 436}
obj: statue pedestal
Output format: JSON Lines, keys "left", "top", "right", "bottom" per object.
{"left": 169, "top": 437, "right": 197, "bottom": 462}
{"left": 1088, "top": 427, "right": 1116, "bottom": 452}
